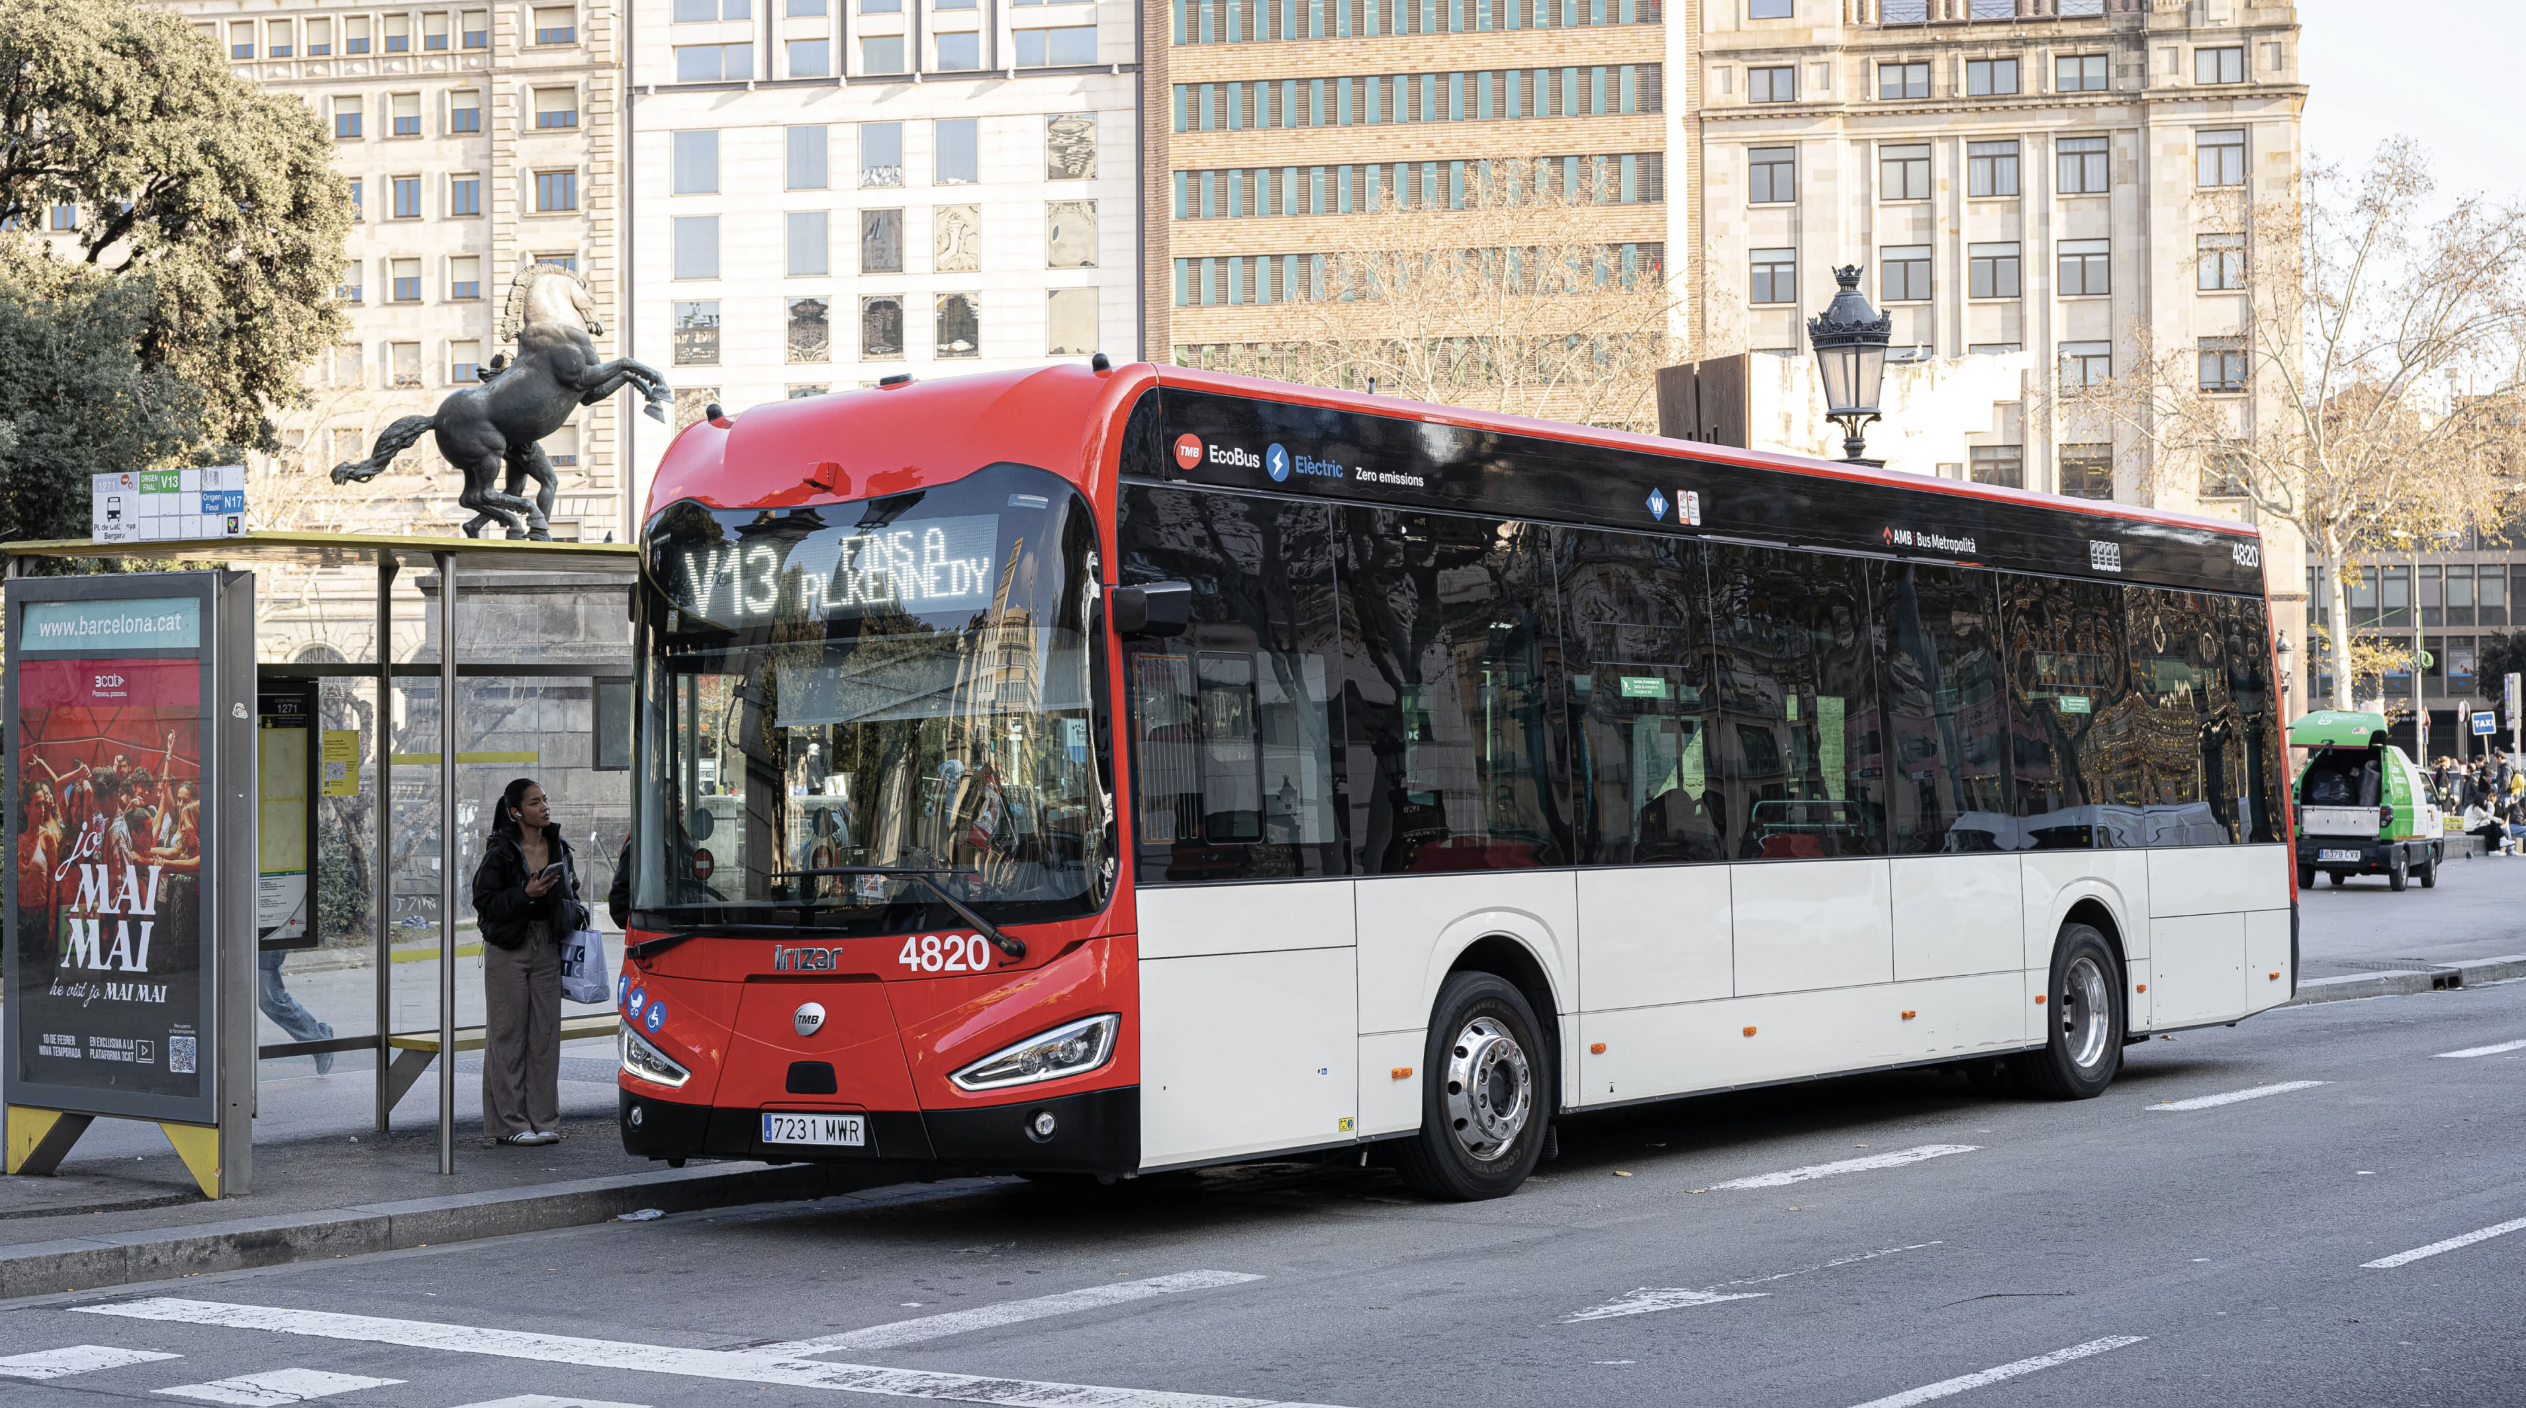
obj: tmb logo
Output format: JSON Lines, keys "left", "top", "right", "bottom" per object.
{"left": 1172, "top": 434, "right": 1204, "bottom": 472}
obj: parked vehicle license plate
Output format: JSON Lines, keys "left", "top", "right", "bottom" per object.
{"left": 761, "top": 1112, "right": 865, "bottom": 1146}
{"left": 2317, "top": 848, "right": 2362, "bottom": 863}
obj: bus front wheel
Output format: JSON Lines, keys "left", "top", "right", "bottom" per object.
{"left": 2017, "top": 924, "right": 2124, "bottom": 1101}
{"left": 1395, "top": 971, "right": 1551, "bottom": 1201}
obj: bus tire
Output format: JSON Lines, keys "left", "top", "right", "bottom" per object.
{"left": 1395, "top": 971, "right": 1551, "bottom": 1201}
{"left": 2017, "top": 924, "right": 2123, "bottom": 1101}
{"left": 2389, "top": 851, "right": 2410, "bottom": 891}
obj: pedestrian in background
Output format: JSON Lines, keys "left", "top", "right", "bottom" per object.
{"left": 470, "top": 777, "right": 585, "bottom": 1147}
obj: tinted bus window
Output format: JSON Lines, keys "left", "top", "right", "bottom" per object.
{"left": 1338, "top": 508, "right": 1567, "bottom": 873}
{"left": 2221, "top": 595, "right": 2286, "bottom": 842}
{"left": 1707, "top": 546, "right": 1884, "bottom": 859}
{"left": 1878, "top": 564, "right": 2011, "bottom": 852}
{"left": 2125, "top": 586, "right": 2276, "bottom": 846}
{"left": 1550, "top": 526, "right": 1723, "bottom": 865}
{"left": 1118, "top": 486, "right": 1344, "bottom": 882}
{"left": 2001, "top": 573, "right": 2143, "bottom": 847}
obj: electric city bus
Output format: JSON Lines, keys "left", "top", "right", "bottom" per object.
{"left": 614, "top": 360, "right": 2295, "bottom": 1200}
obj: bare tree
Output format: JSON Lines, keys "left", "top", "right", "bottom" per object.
{"left": 1196, "top": 155, "right": 1681, "bottom": 431}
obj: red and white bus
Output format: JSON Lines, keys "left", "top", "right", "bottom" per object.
{"left": 615, "top": 360, "right": 2294, "bottom": 1200}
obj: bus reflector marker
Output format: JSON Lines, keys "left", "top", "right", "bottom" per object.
{"left": 1589, "top": 1042, "right": 1606, "bottom": 1054}
{"left": 2137, "top": 983, "right": 2147, "bottom": 992}
{"left": 2034, "top": 995, "right": 2046, "bottom": 1004}
{"left": 1901, "top": 1010, "right": 1916, "bottom": 1020}
{"left": 1391, "top": 1066, "right": 1412, "bottom": 1080}
{"left": 1742, "top": 1026, "right": 1757, "bottom": 1037}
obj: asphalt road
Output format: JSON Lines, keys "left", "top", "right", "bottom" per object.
{"left": 5, "top": 978, "right": 2523, "bottom": 1408}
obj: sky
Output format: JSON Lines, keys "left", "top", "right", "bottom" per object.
{"left": 2297, "top": 0, "right": 2526, "bottom": 210}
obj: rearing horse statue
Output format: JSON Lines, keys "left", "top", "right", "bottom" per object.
{"left": 330, "top": 262, "right": 671, "bottom": 539}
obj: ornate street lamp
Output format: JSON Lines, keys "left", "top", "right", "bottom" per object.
{"left": 1808, "top": 265, "right": 1893, "bottom": 466}
{"left": 2275, "top": 629, "right": 2295, "bottom": 715}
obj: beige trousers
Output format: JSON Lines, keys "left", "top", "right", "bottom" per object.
{"left": 482, "top": 921, "right": 560, "bottom": 1137}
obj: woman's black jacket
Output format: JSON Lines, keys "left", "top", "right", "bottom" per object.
{"left": 471, "top": 824, "right": 588, "bottom": 950}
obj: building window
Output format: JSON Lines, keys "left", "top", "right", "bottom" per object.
{"left": 1967, "top": 343, "right": 2020, "bottom": 356}
{"left": 1879, "top": 144, "right": 1930, "bottom": 201}
{"left": 939, "top": 119, "right": 980, "bottom": 184}
{"left": 463, "top": 11, "right": 488, "bottom": 47}
{"left": 788, "top": 211, "right": 830, "bottom": 276}
{"left": 1968, "top": 242, "right": 2019, "bottom": 299}
{"left": 450, "top": 339, "right": 483, "bottom": 384}
{"left": 544, "top": 426, "right": 579, "bottom": 470}
{"left": 787, "top": 296, "right": 830, "bottom": 362}
{"left": 1015, "top": 26, "right": 1096, "bottom": 66}
{"left": 1749, "top": 146, "right": 1795, "bottom": 203}
{"left": 391, "top": 177, "right": 422, "bottom": 219}
{"left": 676, "top": 43, "right": 754, "bottom": 80}
{"left": 2057, "top": 239, "right": 2109, "bottom": 296}
{"left": 2195, "top": 46, "right": 2243, "bottom": 84}
{"left": 1966, "top": 140, "right": 2017, "bottom": 197}
{"left": 1748, "top": 65, "right": 1795, "bottom": 103}
{"left": 2198, "top": 233, "right": 2246, "bottom": 290}
{"left": 384, "top": 14, "right": 410, "bottom": 51}
{"left": 422, "top": 13, "right": 445, "bottom": 50}
{"left": 1748, "top": 0, "right": 1792, "bottom": 15}
{"left": 270, "top": 19, "right": 294, "bottom": 55}
{"left": 450, "top": 256, "right": 482, "bottom": 299}
{"left": 792, "top": 0, "right": 827, "bottom": 12}
{"left": 307, "top": 18, "right": 332, "bottom": 54}
{"left": 536, "top": 89, "right": 579, "bottom": 129}
{"left": 1749, "top": 248, "right": 1796, "bottom": 305}
{"left": 2056, "top": 53, "right": 2107, "bottom": 91}
{"left": 348, "top": 178, "right": 363, "bottom": 220}
{"left": 673, "top": 301, "right": 722, "bottom": 365}
{"left": 450, "top": 175, "right": 481, "bottom": 216}
{"left": 935, "top": 204, "right": 980, "bottom": 271}
{"left": 936, "top": 293, "right": 980, "bottom": 358}
{"left": 452, "top": 91, "right": 482, "bottom": 132}
{"left": 389, "top": 342, "right": 422, "bottom": 387}
{"left": 535, "top": 170, "right": 578, "bottom": 211}
{"left": 2058, "top": 135, "right": 2108, "bottom": 194}
{"left": 2198, "top": 336, "right": 2247, "bottom": 392}
{"left": 860, "top": 209, "right": 904, "bottom": 273}
{"left": 48, "top": 204, "right": 76, "bottom": 230}
{"left": 1877, "top": 62, "right": 1927, "bottom": 100}
{"left": 1880, "top": 245, "right": 1931, "bottom": 302}
{"left": 536, "top": 252, "right": 579, "bottom": 273}
{"left": 861, "top": 123, "right": 903, "bottom": 186}
{"left": 1046, "top": 114, "right": 1096, "bottom": 179}
{"left": 935, "top": 33, "right": 978, "bottom": 70}
{"left": 1966, "top": 57, "right": 2017, "bottom": 96}
{"left": 338, "top": 262, "right": 363, "bottom": 303}
{"left": 673, "top": 215, "right": 720, "bottom": 278}
{"left": 862, "top": 295, "right": 905, "bottom": 358}
{"left": 2201, "top": 449, "right": 2250, "bottom": 498}
{"left": 788, "top": 125, "right": 829, "bottom": 188}
{"left": 791, "top": 38, "right": 833, "bottom": 76}
{"left": 229, "top": 21, "right": 254, "bottom": 58}
{"left": 334, "top": 98, "right": 362, "bottom": 139}
{"left": 1968, "top": 445, "right": 2022, "bottom": 489}
{"left": 391, "top": 94, "right": 420, "bottom": 137}
{"left": 1047, "top": 287, "right": 1098, "bottom": 356}
{"left": 2059, "top": 340, "right": 2111, "bottom": 387}
{"left": 861, "top": 36, "right": 906, "bottom": 72}
{"left": 863, "top": 0, "right": 900, "bottom": 10}
{"left": 673, "top": 130, "right": 719, "bottom": 193}
{"left": 2058, "top": 444, "right": 2112, "bottom": 500}
{"left": 534, "top": 6, "right": 578, "bottom": 43}
{"left": 1046, "top": 200, "right": 1097, "bottom": 268}
{"left": 788, "top": 383, "right": 830, "bottom": 398}
{"left": 677, "top": 0, "right": 752, "bottom": 14}
{"left": 2197, "top": 128, "right": 2245, "bottom": 187}
{"left": 346, "top": 16, "right": 372, "bottom": 52}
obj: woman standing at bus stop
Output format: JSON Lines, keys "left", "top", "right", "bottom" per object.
{"left": 471, "top": 778, "right": 585, "bottom": 1147}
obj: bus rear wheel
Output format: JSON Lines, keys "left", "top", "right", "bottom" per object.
{"left": 1395, "top": 972, "right": 1550, "bottom": 1201}
{"left": 2017, "top": 924, "right": 2123, "bottom": 1101}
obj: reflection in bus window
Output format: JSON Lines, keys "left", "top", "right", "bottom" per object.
{"left": 1340, "top": 509, "right": 1565, "bottom": 873}
{"left": 1552, "top": 528, "right": 1722, "bottom": 864}
{"left": 2003, "top": 575, "right": 2142, "bottom": 848}
{"left": 1708, "top": 546, "right": 1883, "bottom": 859}
{"left": 1877, "top": 564, "right": 2008, "bottom": 853}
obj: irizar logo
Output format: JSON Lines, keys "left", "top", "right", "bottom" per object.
{"left": 2090, "top": 539, "right": 2124, "bottom": 573}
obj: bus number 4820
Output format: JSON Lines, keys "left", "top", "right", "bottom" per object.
{"left": 900, "top": 933, "right": 995, "bottom": 973}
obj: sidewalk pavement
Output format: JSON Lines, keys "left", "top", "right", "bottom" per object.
{"left": 2292, "top": 840, "right": 2526, "bottom": 1003}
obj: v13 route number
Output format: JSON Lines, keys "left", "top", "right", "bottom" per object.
{"left": 900, "top": 932, "right": 995, "bottom": 973}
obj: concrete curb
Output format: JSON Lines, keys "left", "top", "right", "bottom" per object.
{"left": 0, "top": 1160, "right": 857, "bottom": 1299}
{"left": 2286, "top": 954, "right": 2526, "bottom": 1006}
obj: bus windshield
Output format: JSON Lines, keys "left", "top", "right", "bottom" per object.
{"left": 634, "top": 463, "right": 1109, "bottom": 931}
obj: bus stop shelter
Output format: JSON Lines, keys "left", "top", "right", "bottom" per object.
{"left": 5, "top": 534, "right": 637, "bottom": 1184}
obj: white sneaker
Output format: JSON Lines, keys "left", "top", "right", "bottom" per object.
{"left": 525, "top": 1129, "right": 561, "bottom": 1146}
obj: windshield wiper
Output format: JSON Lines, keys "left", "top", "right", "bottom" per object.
{"left": 773, "top": 866, "right": 1027, "bottom": 960}
{"left": 625, "top": 921, "right": 803, "bottom": 963}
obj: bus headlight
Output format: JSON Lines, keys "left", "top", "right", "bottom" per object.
{"left": 620, "top": 1023, "right": 691, "bottom": 1089}
{"left": 950, "top": 1014, "right": 1119, "bottom": 1092}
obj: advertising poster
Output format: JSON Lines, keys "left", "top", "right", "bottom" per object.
{"left": 10, "top": 596, "right": 209, "bottom": 1105}
{"left": 257, "top": 689, "right": 313, "bottom": 947}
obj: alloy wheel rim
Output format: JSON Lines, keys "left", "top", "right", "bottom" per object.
{"left": 2060, "top": 954, "right": 2112, "bottom": 1070}
{"left": 1443, "top": 1017, "right": 1532, "bottom": 1162}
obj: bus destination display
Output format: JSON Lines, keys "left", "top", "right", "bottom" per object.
{"left": 670, "top": 514, "right": 999, "bottom": 627}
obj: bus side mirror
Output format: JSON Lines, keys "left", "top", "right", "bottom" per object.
{"left": 1109, "top": 582, "right": 1191, "bottom": 640}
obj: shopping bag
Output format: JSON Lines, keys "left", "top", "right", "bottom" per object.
{"left": 559, "top": 926, "right": 610, "bottom": 1005}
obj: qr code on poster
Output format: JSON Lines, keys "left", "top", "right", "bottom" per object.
{"left": 169, "top": 1035, "right": 196, "bottom": 1074}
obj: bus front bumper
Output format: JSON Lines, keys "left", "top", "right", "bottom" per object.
{"left": 617, "top": 1085, "right": 1139, "bottom": 1176}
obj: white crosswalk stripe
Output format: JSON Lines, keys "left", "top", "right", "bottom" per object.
{"left": 754, "top": 1270, "right": 1263, "bottom": 1357}
{"left": 447, "top": 1397, "right": 650, "bottom": 1408}
{"left": 155, "top": 1367, "right": 404, "bottom": 1405}
{"left": 0, "top": 1345, "right": 182, "bottom": 1380}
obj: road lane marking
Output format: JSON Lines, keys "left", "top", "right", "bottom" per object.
{"left": 2146, "top": 1081, "right": 2325, "bottom": 1111}
{"left": 1562, "top": 1242, "right": 1943, "bottom": 1323}
{"left": 0, "top": 1345, "right": 181, "bottom": 1380}
{"left": 2361, "top": 1215, "right": 2526, "bottom": 1269}
{"left": 449, "top": 1398, "right": 650, "bottom": 1408}
{"left": 80, "top": 1299, "right": 1347, "bottom": 1408}
{"left": 2433, "top": 1040, "right": 2526, "bottom": 1059}
{"left": 156, "top": 1368, "right": 403, "bottom": 1405}
{"left": 755, "top": 1271, "right": 1263, "bottom": 1357}
{"left": 1706, "top": 1145, "right": 1978, "bottom": 1190}
{"left": 1843, "top": 1336, "right": 2145, "bottom": 1408}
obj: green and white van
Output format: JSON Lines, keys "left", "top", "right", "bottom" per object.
{"left": 2289, "top": 710, "right": 2443, "bottom": 891}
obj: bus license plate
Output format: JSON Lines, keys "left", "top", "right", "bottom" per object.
{"left": 2317, "top": 848, "right": 2362, "bottom": 863}
{"left": 761, "top": 1113, "right": 865, "bottom": 1147}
